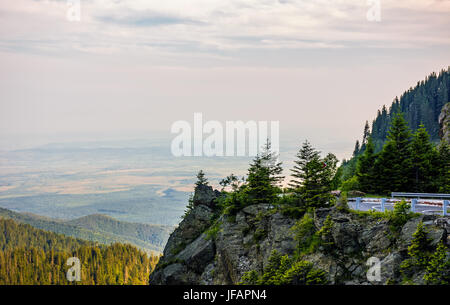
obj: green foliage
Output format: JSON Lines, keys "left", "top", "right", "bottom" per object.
{"left": 205, "top": 221, "right": 221, "bottom": 240}
{"left": 411, "top": 125, "right": 439, "bottom": 192}
{"left": 356, "top": 136, "right": 377, "bottom": 193}
{"left": 290, "top": 140, "right": 338, "bottom": 208}
{"left": 388, "top": 200, "right": 414, "bottom": 231}
{"left": 291, "top": 213, "right": 320, "bottom": 255}
{"left": 342, "top": 68, "right": 450, "bottom": 193}
{"left": 246, "top": 142, "right": 283, "bottom": 206}
{"left": 407, "top": 221, "right": 432, "bottom": 266}
{"left": 340, "top": 176, "right": 359, "bottom": 192}
{"left": 372, "top": 113, "right": 413, "bottom": 194}
{"left": 283, "top": 260, "right": 328, "bottom": 285}
{"left": 195, "top": 170, "right": 208, "bottom": 187}
{"left": 401, "top": 222, "right": 450, "bottom": 284}
{"left": 0, "top": 219, "right": 159, "bottom": 285}
{"left": 182, "top": 193, "right": 195, "bottom": 219}
{"left": 0, "top": 208, "right": 170, "bottom": 254}
{"left": 239, "top": 250, "right": 327, "bottom": 285}
{"left": 372, "top": 69, "right": 449, "bottom": 148}
{"left": 423, "top": 241, "right": 450, "bottom": 285}
{"left": 317, "top": 215, "right": 334, "bottom": 249}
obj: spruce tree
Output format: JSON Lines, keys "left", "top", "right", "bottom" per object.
{"left": 407, "top": 221, "right": 431, "bottom": 267}
{"left": 289, "top": 140, "right": 320, "bottom": 190}
{"left": 353, "top": 140, "right": 360, "bottom": 157}
{"left": 372, "top": 113, "right": 413, "bottom": 194}
{"left": 356, "top": 136, "right": 376, "bottom": 193}
{"left": 246, "top": 141, "right": 283, "bottom": 205}
{"left": 195, "top": 170, "right": 208, "bottom": 187}
{"left": 411, "top": 125, "right": 437, "bottom": 192}
{"left": 260, "top": 139, "right": 284, "bottom": 187}
{"left": 290, "top": 140, "right": 337, "bottom": 208}
{"left": 423, "top": 241, "right": 450, "bottom": 285}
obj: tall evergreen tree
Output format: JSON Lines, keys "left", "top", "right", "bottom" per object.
{"left": 195, "top": 170, "right": 208, "bottom": 187}
{"left": 411, "top": 125, "right": 438, "bottom": 192}
{"left": 246, "top": 141, "right": 283, "bottom": 205}
{"left": 372, "top": 113, "right": 413, "bottom": 194}
{"left": 356, "top": 136, "right": 376, "bottom": 193}
{"left": 260, "top": 139, "right": 284, "bottom": 187}
{"left": 353, "top": 140, "right": 360, "bottom": 157}
{"left": 289, "top": 140, "right": 320, "bottom": 190}
{"left": 290, "top": 140, "right": 337, "bottom": 208}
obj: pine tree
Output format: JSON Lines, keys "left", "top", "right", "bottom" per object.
{"left": 423, "top": 241, "right": 450, "bottom": 285}
{"left": 362, "top": 120, "right": 370, "bottom": 145}
{"left": 289, "top": 140, "right": 320, "bottom": 190}
{"left": 246, "top": 141, "right": 282, "bottom": 205}
{"left": 372, "top": 113, "right": 413, "bottom": 194}
{"left": 290, "top": 141, "right": 337, "bottom": 208}
{"left": 260, "top": 139, "right": 284, "bottom": 187}
{"left": 195, "top": 170, "right": 208, "bottom": 187}
{"left": 407, "top": 221, "right": 432, "bottom": 267}
{"left": 411, "top": 125, "right": 437, "bottom": 192}
{"left": 353, "top": 140, "right": 360, "bottom": 157}
{"left": 356, "top": 136, "right": 376, "bottom": 193}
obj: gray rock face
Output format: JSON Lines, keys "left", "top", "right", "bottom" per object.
{"left": 193, "top": 184, "right": 218, "bottom": 208}
{"left": 151, "top": 202, "right": 450, "bottom": 285}
{"left": 162, "top": 204, "right": 213, "bottom": 260}
{"left": 176, "top": 233, "right": 215, "bottom": 274}
{"left": 439, "top": 102, "right": 450, "bottom": 144}
{"left": 399, "top": 215, "right": 447, "bottom": 250}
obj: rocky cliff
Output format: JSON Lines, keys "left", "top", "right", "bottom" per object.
{"left": 150, "top": 187, "right": 450, "bottom": 285}
{"left": 439, "top": 102, "right": 450, "bottom": 145}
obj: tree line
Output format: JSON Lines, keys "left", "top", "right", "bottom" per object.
{"left": 342, "top": 112, "right": 449, "bottom": 195}
{"left": 0, "top": 218, "right": 160, "bottom": 285}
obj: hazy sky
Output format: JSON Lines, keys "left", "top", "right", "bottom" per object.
{"left": 0, "top": 0, "right": 449, "bottom": 158}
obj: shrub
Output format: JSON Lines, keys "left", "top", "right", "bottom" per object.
{"left": 423, "top": 241, "right": 450, "bottom": 285}
{"left": 340, "top": 176, "right": 359, "bottom": 192}
{"left": 239, "top": 250, "right": 328, "bottom": 285}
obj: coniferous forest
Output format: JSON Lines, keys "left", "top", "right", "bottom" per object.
{"left": 0, "top": 218, "right": 160, "bottom": 285}
{"left": 339, "top": 68, "right": 450, "bottom": 194}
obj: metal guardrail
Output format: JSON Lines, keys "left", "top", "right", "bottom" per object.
{"left": 351, "top": 197, "right": 449, "bottom": 216}
{"left": 391, "top": 192, "right": 450, "bottom": 199}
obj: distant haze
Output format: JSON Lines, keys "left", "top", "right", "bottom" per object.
{"left": 0, "top": 0, "right": 449, "bottom": 160}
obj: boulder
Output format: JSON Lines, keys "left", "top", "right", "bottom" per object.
{"left": 193, "top": 184, "right": 217, "bottom": 208}
{"left": 439, "top": 102, "right": 450, "bottom": 144}
{"left": 162, "top": 204, "right": 213, "bottom": 260}
{"left": 176, "top": 233, "right": 215, "bottom": 274}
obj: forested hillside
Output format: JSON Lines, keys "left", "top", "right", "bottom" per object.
{"left": 0, "top": 207, "right": 173, "bottom": 254}
{"left": 369, "top": 67, "right": 449, "bottom": 151}
{"left": 0, "top": 218, "right": 160, "bottom": 284}
{"left": 340, "top": 68, "right": 450, "bottom": 186}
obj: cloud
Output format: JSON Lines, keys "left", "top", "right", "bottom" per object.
{"left": 0, "top": 0, "right": 448, "bottom": 60}
{"left": 95, "top": 9, "right": 205, "bottom": 27}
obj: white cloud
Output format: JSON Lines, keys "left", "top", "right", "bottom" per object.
{"left": 0, "top": 0, "right": 449, "bottom": 58}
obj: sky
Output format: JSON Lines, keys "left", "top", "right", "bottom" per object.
{"left": 0, "top": 0, "right": 449, "bottom": 159}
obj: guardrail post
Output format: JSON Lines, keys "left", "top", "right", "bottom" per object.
{"left": 444, "top": 200, "right": 448, "bottom": 216}
{"left": 411, "top": 199, "right": 417, "bottom": 213}
{"left": 356, "top": 197, "right": 361, "bottom": 210}
{"left": 381, "top": 198, "right": 386, "bottom": 212}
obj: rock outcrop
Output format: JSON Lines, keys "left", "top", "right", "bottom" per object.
{"left": 150, "top": 190, "right": 449, "bottom": 285}
{"left": 439, "top": 102, "right": 450, "bottom": 144}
